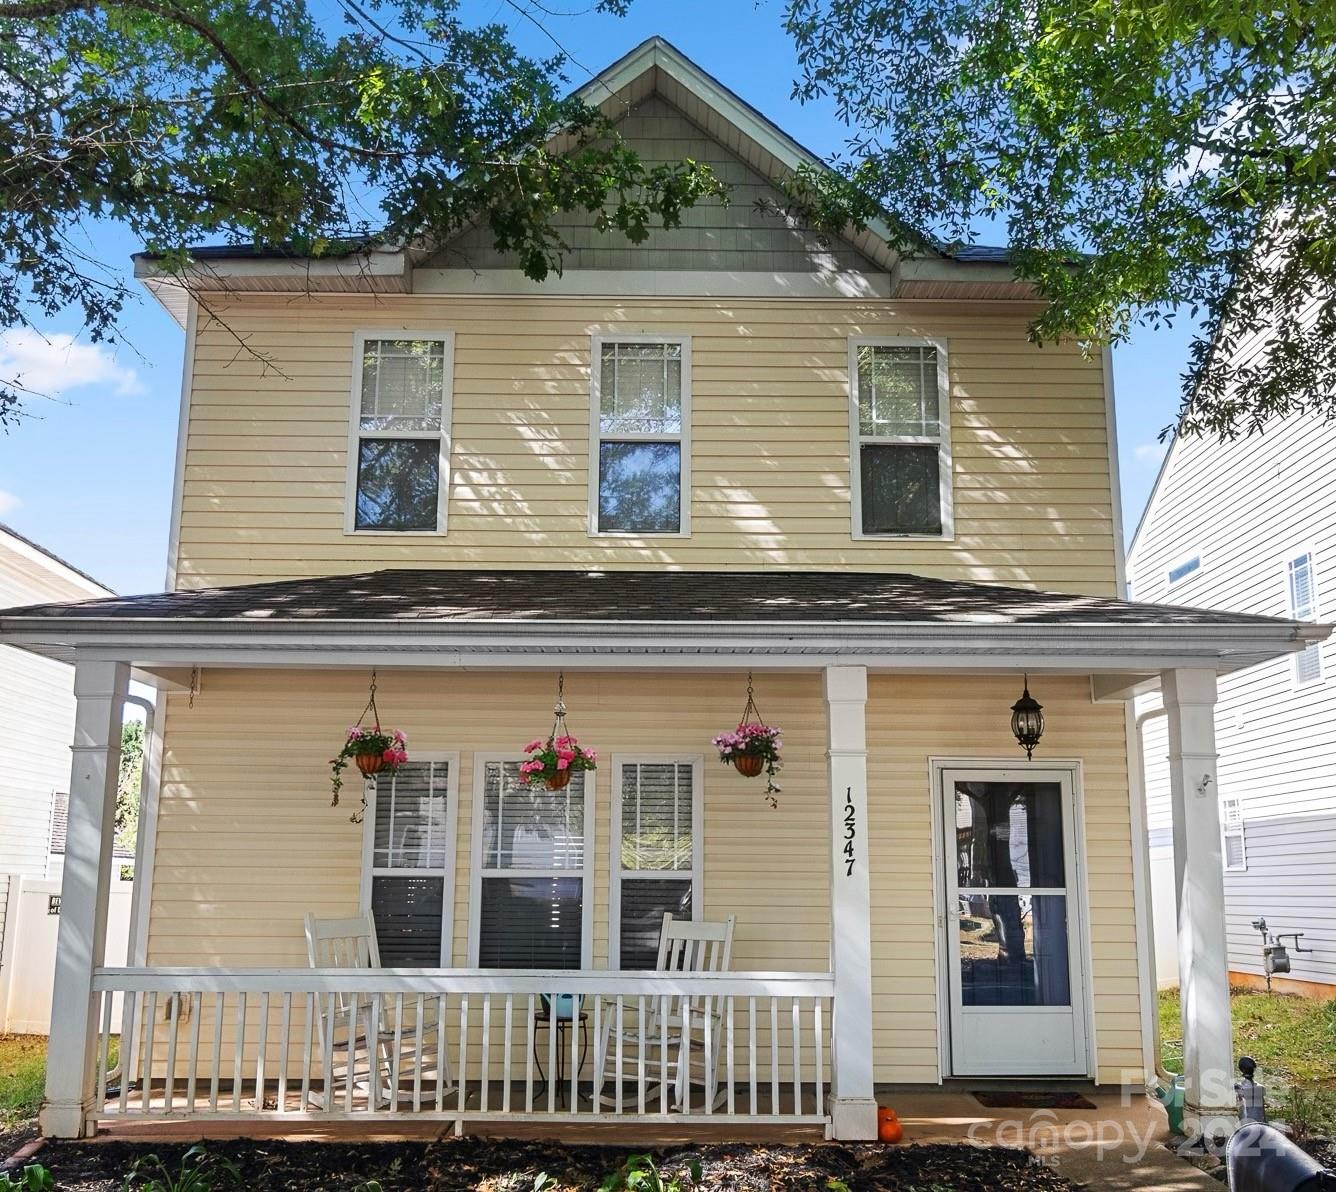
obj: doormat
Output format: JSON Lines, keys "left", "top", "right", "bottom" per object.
{"left": 972, "top": 1090, "right": 1097, "bottom": 1110}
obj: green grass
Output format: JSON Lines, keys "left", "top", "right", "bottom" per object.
{"left": 1159, "top": 988, "right": 1336, "bottom": 1087}
{"left": 0, "top": 1034, "right": 47, "bottom": 1128}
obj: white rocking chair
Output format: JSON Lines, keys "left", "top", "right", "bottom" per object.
{"left": 303, "top": 912, "right": 453, "bottom": 1110}
{"left": 595, "top": 912, "right": 736, "bottom": 1112}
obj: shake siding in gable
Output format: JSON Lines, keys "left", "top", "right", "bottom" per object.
{"left": 177, "top": 295, "right": 1118, "bottom": 594}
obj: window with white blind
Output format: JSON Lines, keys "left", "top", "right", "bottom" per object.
{"left": 610, "top": 758, "right": 702, "bottom": 969}
{"left": 346, "top": 332, "right": 453, "bottom": 533}
{"left": 1287, "top": 551, "right": 1322, "bottom": 686}
{"left": 849, "top": 338, "right": 952, "bottom": 538}
{"left": 469, "top": 758, "right": 594, "bottom": 970}
{"left": 1221, "top": 796, "right": 1247, "bottom": 872}
{"left": 360, "top": 756, "right": 459, "bottom": 966}
{"left": 590, "top": 335, "right": 690, "bottom": 536}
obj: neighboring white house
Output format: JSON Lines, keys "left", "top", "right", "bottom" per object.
{"left": 0, "top": 526, "right": 122, "bottom": 1032}
{"left": 1128, "top": 413, "right": 1336, "bottom": 995}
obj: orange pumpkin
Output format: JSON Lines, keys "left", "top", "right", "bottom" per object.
{"left": 877, "top": 1106, "right": 903, "bottom": 1144}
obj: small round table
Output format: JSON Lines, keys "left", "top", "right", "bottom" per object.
{"left": 533, "top": 1000, "right": 589, "bottom": 1106}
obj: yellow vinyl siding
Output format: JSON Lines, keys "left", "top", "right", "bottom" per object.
{"left": 146, "top": 668, "right": 1141, "bottom": 1084}
{"left": 866, "top": 674, "right": 1140, "bottom": 1085}
{"left": 177, "top": 296, "right": 1117, "bottom": 593}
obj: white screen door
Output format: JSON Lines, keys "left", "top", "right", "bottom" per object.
{"left": 939, "top": 766, "right": 1089, "bottom": 1076}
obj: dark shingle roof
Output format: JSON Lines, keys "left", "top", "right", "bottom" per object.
{"left": 0, "top": 568, "right": 1298, "bottom": 628}
{"left": 49, "top": 793, "right": 135, "bottom": 860}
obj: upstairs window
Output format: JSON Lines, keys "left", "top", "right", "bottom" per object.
{"left": 362, "top": 757, "right": 458, "bottom": 965}
{"left": 1287, "top": 551, "right": 1322, "bottom": 686}
{"left": 591, "top": 336, "right": 690, "bottom": 535}
{"left": 1220, "top": 796, "right": 1247, "bottom": 872}
{"left": 471, "top": 758, "right": 593, "bottom": 970}
{"left": 348, "top": 333, "right": 452, "bottom": 532}
{"left": 850, "top": 340, "right": 951, "bottom": 537}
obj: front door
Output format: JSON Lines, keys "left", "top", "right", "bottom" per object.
{"left": 939, "top": 766, "right": 1089, "bottom": 1077}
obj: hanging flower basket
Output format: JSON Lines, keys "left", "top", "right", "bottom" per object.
{"left": 332, "top": 725, "right": 407, "bottom": 802}
{"left": 713, "top": 673, "right": 782, "bottom": 803}
{"left": 329, "top": 671, "right": 406, "bottom": 811}
{"left": 519, "top": 675, "right": 597, "bottom": 791}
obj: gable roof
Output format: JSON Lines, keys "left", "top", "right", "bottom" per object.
{"left": 0, "top": 523, "right": 113, "bottom": 597}
{"left": 133, "top": 37, "right": 1028, "bottom": 323}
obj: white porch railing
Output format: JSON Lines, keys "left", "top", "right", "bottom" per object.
{"left": 91, "top": 968, "right": 834, "bottom": 1129}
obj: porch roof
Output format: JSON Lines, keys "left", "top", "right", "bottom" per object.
{"left": 0, "top": 568, "right": 1324, "bottom": 677}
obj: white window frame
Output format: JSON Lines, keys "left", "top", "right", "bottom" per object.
{"left": 588, "top": 332, "right": 692, "bottom": 538}
{"left": 1166, "top": 552, "right": 1204, "bottom": 589}
{"left": 1220, "top": 795, "right": 1248, "bottom": 872}
{"left": 358, "top": 751, "right": 461, "bottom": 966}
{"left": 1286, "top": 547, "right": 1323, "bottom": 689}
{"left": 467, "top": 753, "right": 596, "bottom": 969}
{"left": 848, "top": 336, "right": 953, "bottom": 540}
{"left": 344, "top": 329, "right": 454, "bottom": 535}
{"left": 607, "top": 755, "right": 704, "bottom": 969}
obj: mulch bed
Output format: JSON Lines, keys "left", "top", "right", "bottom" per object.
{"left": 11, "top": 1137, "right": 1077, "bottom": 1191}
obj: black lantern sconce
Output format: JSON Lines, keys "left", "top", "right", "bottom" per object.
{"left": 1011, "top": 675, "right": 1045, "bottom": 760}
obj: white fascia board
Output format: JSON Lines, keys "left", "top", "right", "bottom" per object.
{"left": 414, "top": 268, "right": 892, "bottom": 299}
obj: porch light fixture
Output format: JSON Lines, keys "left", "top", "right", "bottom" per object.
{"left": 1010, "top": 675, "right": 1045, "bottom": 761}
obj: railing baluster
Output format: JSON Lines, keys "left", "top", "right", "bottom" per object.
{"left": 186, "top": 992, "right": 202, "bottom": 1113}
{"left": 232, "top": 991, "right": 247, "bottom": 1113}
{"left": 501, "top": 994, "right": 513, "bottom": 1115}
{"left": 748, "top": 997, "right": 757, "bottom": 1116}
{"left": 412, "top": 994, "right": 425, "bottom": 1113}
{"left": 389, "top": 993, "right": 404, "bottom": 1113}
{"left": 659, "top": 994, "right": 668, "bottom": 1115}
{"left": 791, "top": 996, "right": 801, "bottom": 1116}
{"left": 615, "top": 995, "right": 624, "bottom": 1115}
{"left": 96, "top": 992, "right": 112, "bottom": 1112}
{"left": 591, "top": 996, "right": 601, "bottom": 1114}
{"left": 702, "top": 992, "right": 713, "bottom": 1114}
{"left": 141, "top": 991, "right": 157, "bottom": 1115}
{"left": 277, "top": 993, "right": 291, "bottom": 1113}
{"left": 344, "top": 993, "right": 357, "bottom": 1114}
{"left": 725, "top": 996, "right": 735, "bottom": 1115}
{"left": 209, "top": 993, "right": 224, "bottom": 1112}
{"left": 300, "top": 993, "right": 314, "bottom": 1111}
{"left": 813, "top": 999, "right": 824, "bottom": 1119}
{"left": 524, "top": 994, "right": 535, "bottom": 1114}
{"left": 434, "top": 995, "right": 448, "bottom": 1112}
{"left": 163, "top": 993, "right": 179, "bottom": 1114}
{"left": 546, "top": 990, "right": 557, "bottom": 1115}
{"left": 568, "top": 991, "right": 578, "bottom": 1113}
{"left": 769, "top": 997, "right": 779, "bottom": 1116}
{"left": 636, "top": 995, "right": 646, "bottom": 1116}
{"left": 479, "top": 993, "right": 491, "bottom": 1114}
{"left": 457, "top": 994, "right": 469, "bottom": 1115}
{"left": 118, "top": 991, "right": 134, "bottom": 1115}
{"left": 255, "top": 992, "right": 270, "bottom": 1112}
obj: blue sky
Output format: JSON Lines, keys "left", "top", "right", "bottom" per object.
{"left": 0, "top": 0, "right": 1183, "bottom": 595}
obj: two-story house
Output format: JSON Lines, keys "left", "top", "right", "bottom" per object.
{"left": 0, "top": 38, "right": 1322, "bottom": 1143}
{"left": 1130, "top": 410, "right": 1336, "bottom": 997}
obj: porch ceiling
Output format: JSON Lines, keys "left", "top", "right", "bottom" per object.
{"left": 0, "top": 568, "right": 1323, "bottom": 677}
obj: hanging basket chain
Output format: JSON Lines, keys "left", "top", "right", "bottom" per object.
{"left": 549, "top": 671, "right": 570, "bottom": 741}
{"left": 737, "top": 670, "right": 765, "bottom": 729}
{"left": 357, "top": 669, "right": 382, "bottom": 732}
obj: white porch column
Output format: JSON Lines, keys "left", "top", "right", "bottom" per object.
{"left": 1162, "top": 668, "right": 1235, "bottom": 1136}
{"left": 41, "top": 657, "right": 130, "bottom": 1139}
{"left": 825, "top": 665, "right": 877, "bottom": 1140}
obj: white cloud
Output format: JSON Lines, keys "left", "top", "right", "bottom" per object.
{"left": 0, "top": 329, "right": 142, "bottom": 399}
{"left": 0, "top": 488, "right": 20, "bottom": 516}
{"left": 1133, "top": 441, "right": 1169, "bottom": 465}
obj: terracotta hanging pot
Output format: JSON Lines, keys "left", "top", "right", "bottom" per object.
{"left": 733, "top": 754, "right": 764, "bottom": 778}
{"left": 545, "top": 770, "right": 573, "bottom": 791}
{"left": 355, "top": 752, "right": 386, "bottom": 778}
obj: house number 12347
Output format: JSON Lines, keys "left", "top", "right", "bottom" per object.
{"left": 843, "top": 786, "right": 856, "bottom": 877}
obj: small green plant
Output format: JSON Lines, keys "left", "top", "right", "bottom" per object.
{"left": 533, "top": 1175, "right": 555, "bottom": 1192}
{"left": 1277, "top": 1084, "right": 1336, "bottom": 1142}
{"left": 600, "top": 1154, "right": 702, "bottom": 1192}
{"left": 0, "top": 1164, "right": 53, "bottom": 1191}
{"left": 122, "top": 1146, "right": 240, "bottom": 1192}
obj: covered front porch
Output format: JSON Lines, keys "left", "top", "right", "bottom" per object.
{"left": 0, "top": 568, "right": 1320, "bottom": 1142}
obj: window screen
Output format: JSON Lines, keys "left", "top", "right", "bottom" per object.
{"left": 353, "top": 337, "right": 449, "bottom": 531}
{"left": 1288, "top": 552, "right": 1322, "bottom": 684}
{"left": 595, "top": 340, "right": 686, "bottom": 534}
{"left": 368, "top": 760, "right": 452, "bottom": 965}
{"left": 853, "top": 344, "right": 947, "bottom": 535}
{"left": 477, "top": 760, "right": 588, "bottom": 970}
{"left": 615, "top": 761, "right": 697, "bottom": 969}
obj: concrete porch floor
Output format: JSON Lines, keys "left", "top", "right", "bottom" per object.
{"left": 85, "top": 1089, "right": 1221, "bottom": 1192}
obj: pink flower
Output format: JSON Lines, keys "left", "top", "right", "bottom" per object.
{"left": 393, "top": 729, "right": 406, "bottom": 744}
{"left": 523, "top": 739, "right": 544, "bottom": 754}
{"left": 347, "top": 726, "right": 363, "bottom": 740}
{"left": 556, "top": 757, "right": 570, "bottom": 771}
{"left": 519, "top": 760, "right": 541, "bottom": 774}
{"left": 583, "top": 748, "right": 597, "bottom": 762}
